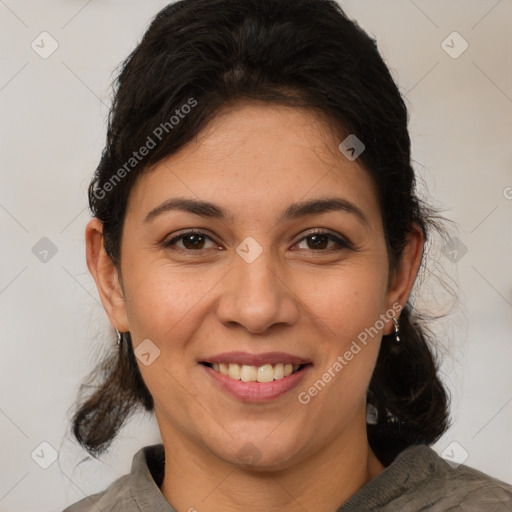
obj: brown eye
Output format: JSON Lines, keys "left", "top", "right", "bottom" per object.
{"left": 303, "top": 234, "right": 330, "bottom": 250}
{"left": 165, "top": 231, "right": 217, "bottom": 251}
{"left": 295, "top": 231, "right": 350, "bottom": 251}
{"left": 181, "top": 233, "right": 207, "bottom": 250}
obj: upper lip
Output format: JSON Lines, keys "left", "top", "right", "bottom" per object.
{"left": 200, "top": 351, "right": 311, "bottom": 367}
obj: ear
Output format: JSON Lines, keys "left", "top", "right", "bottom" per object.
{"left": 383, "top": 224, "right": 424, "bottom": 335}
{"left": 85, "top": 218, "right": 130, "bottom": 332}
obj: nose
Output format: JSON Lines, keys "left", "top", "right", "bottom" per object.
{"left": 215, "top": 247, "right": 300, "bottom": 334}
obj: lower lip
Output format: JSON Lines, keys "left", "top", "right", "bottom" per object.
{"left": 201, "top": 364, "right": 312, "bottom": 403}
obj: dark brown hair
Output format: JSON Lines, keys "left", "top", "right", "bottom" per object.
{"left": 71, "top": 0, "right": 450, "bottom": 466}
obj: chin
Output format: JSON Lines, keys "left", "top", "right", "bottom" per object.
{"left": 214, "top": 438, "right": 304, "bottom": 471}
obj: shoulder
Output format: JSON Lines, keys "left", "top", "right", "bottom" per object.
{"left": 62, "top": 473, "right": 133, "bottom": 512}
{"left": 426, "top": 449, "right": 512, "bottom": 511}
{"left": 389, "top": 444, "right": 512, "bottom": 511}
{"left": 62, "top": 444, "right": 171, "bottom": 512}
{"left": 341, "top": 444, "right": 512, "bottom": 512}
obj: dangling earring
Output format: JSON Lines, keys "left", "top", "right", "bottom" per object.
{"left": 116, "top": 329, "right": 122, "bottom": 347}
{"left": 392, "top": 316, "right": 400, "bottom": 343}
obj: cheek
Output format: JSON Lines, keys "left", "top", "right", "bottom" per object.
{"left": 294, "top": 258, "right": 389, "bottom": 402}
{"left": 121, "top": 266, "right": 214, "bottom": 409}
{"left": 122, "top": 260, "right": 217, "bottom": 345}
{"left": 303, "top": 259, "right": 389, "bottom": 342}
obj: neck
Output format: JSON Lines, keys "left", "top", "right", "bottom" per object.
{"left": 159, "top": 417, "right": 385, "bottom": 512}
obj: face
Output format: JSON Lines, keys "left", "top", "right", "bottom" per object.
{"left": 105, "top": 103, "right": 408, "bottom": 469}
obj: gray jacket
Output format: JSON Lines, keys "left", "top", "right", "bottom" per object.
{"left": 63, "top": 443, "right": 512, "bottom": 511}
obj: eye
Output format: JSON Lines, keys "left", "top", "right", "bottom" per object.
{"left": 294, "top": 230, "right": 351, "bottom": 252}
{"left": 164, "top": 230, "right": 219, "bottom": 251}
{"left": 164, "top": 229, "right": 351, "bottom": 253}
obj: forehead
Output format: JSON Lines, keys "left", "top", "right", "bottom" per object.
{"left": 126, "top": 103, "right": 381, "bottom": 227}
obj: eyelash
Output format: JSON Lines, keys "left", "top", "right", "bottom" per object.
{"left": 163, "top": 229, "right": 352, "bottom": 254}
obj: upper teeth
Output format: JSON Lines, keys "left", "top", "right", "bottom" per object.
{"left": 211, "top": 363, "right": 300, "bottom": 382}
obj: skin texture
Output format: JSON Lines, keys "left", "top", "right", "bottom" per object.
{"left": 86, "top": 103, "right": 424, "bottom": 512}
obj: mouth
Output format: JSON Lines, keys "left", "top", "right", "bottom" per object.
{"left": 198, "top": 351, "right": 312, "bottom": 402}
{"left": 200, "top": 362, "right": 308, "bottom": 382}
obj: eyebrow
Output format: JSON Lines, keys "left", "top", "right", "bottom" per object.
{"left": 143, "top": 196, "right": 369, "bottom": 226}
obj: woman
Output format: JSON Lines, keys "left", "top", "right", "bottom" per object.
{"left": 64, "top": 0, "right": 512, "bottom": 510}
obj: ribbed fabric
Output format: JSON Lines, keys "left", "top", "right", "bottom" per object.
{"left": 63, "top": 443, "right": 512, "bottom": 511}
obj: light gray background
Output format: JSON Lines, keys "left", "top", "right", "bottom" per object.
{"left": 1, "top": 1, "right": 511, "bottom": 510}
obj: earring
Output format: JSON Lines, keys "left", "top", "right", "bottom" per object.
{"left": 116, "top": 329, "right": 122, "bottom": 346}
{"left": 366, "top": 402, "right": 378, "bottom": 425}
{"left": 392, "top": 316, "right": 400, "bottom": 343}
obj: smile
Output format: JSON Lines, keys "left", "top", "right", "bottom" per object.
{"left": 199, "top": 351, "right": 312, "bottom": 401}
{"left": 201, "top": 362, "right": 303, "bottom": 382}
